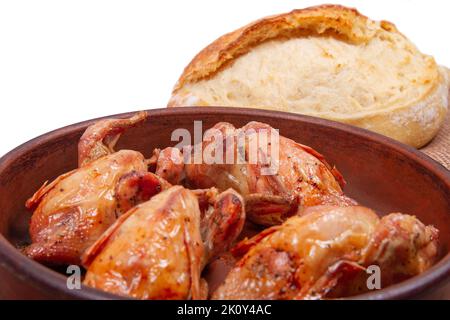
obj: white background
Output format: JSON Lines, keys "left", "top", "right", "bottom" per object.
{"left": 0, "top": 0, "right": 449, "bottom": 156}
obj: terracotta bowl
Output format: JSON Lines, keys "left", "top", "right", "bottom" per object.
{"left": 0, "top": 107, "right": 449, "bottom": 300}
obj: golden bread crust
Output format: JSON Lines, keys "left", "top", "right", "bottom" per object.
{"left": 171, "top": 5, "right": 395, "bottom": 93}
{"left": 168, "top": 5, "right": 448, "bottom": 148}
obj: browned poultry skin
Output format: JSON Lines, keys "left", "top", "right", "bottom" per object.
{"left": 154, "top": 121, "right": 355, "bottom": 226}
{"left": 78, "top": 111, "right": 148, "bottom": 167}
{"left": 152, "top": 147, "right": 185, "bottom": 185}
{"left": 196, "top": 188, "right": 246, "bottom": 263}
{"left": 24, "top": 112, "right": 166, "bottom": 265}
{"left": 212, "top": 206, "right": 439, "bottom": 300}
{"left": 25, "top": 150, "right": 151, "bottom": 265}
{"left": 82, "top": 186, "right": 245, "bottom": 300}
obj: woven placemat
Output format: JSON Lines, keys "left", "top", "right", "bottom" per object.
{"left": 421, "top": 112, "right": 450, "bottom": 170}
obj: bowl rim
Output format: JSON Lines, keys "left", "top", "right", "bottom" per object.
{"left": 0, "top": 106, "right": 449, "bottom": 300}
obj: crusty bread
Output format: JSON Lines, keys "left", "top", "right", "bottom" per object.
{"left": 168, "top": 5, "right": 449, "bottom": 148}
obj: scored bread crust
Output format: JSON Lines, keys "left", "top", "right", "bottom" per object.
{"left": 171, "top": 5, "right": 384, "bottom": 92}
{"left": 168, "top": 5, "right": 449, "bottom": 148}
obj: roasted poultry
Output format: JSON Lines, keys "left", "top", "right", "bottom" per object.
{"left": 212, "top": 205, "right": 439, "bottom": 300}
{"left": 22, "top": 111, "right": 441, "bottom": 300}
{"left": 82, "top": 185, "right": 245, "bottom": 299}
{"left": 24, "top": 112, "right": 167, "bottom": 265}
{"left": 151, "top": 121, "right": 356, "bottom": 226}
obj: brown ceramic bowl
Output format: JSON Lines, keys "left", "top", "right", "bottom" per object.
{"left": 0, "top": 107, "right": 449, "bottom": 300}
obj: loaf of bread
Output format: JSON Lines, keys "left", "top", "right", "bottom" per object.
{"left": 168, "top": 5, "right": 449, "bottom": 148}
